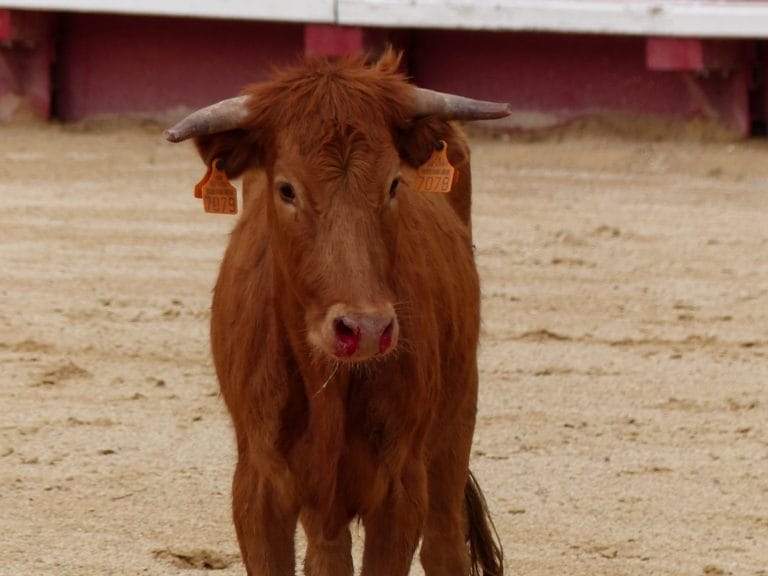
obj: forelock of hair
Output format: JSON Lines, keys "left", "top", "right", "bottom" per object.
{"left": 241, "top": 49, "right": 413, "bottom": 148}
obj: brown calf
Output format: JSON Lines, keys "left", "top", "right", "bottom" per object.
{"left": 166, "top": 49, "right": 508, "bottom": 576}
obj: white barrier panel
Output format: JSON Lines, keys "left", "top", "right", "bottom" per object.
{"left": 3, "top": 0, "right": 768, "bottom": 37}
{"left": 0, "top": 0, "right": 335, "bottom": 23}
{"left": 338, "top": 0, "right": 768, "bottom": 38}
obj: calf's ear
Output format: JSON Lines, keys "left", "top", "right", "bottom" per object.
{"left": 194, "top": 130, "right": 265, "bottom": 180}
{"left": 396, "top": 116, "right": 470, "bottom": 172}
{"left": 396, "top": 116, "right": 474, "bottom": 228}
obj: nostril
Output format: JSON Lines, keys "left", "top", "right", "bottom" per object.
{"left": 333, "top": 317, "right": 360, "bottom": 356}
{"left": 378, "top": 321, "right": 394, "bottom": 354}
{"left": 334, "top": 317, "right": 356, "bottom": 338}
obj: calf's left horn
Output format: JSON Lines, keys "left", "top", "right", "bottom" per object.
{"left": 411, "top": 87, "right": 512, "bottom": 121}
{"left": 164, "top": 95, "right": 251, "bottom": 142}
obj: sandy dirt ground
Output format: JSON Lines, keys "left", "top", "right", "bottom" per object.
{"left": 1, "top": 121, "right": 766, "bottom": 576}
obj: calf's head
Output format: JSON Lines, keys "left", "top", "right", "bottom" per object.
{"left": 166, "top": 51, "right": 509, "bottom": 364}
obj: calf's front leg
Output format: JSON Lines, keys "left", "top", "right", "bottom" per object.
{"left": 232, "top": 458, "right": 299, "bottom": 576}
{"left": 300, "top": 507, "right": 354, "bottom": 576}
{"left": 360, "top": 461, "right": 427, "bottom": 576}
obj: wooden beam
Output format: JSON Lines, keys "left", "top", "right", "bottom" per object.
{"left": 0, "top": 0, "right": 335, "bottom": 24}
{"left": 4, "top": 1, "right": 768, "bottom": 37}
{"left": 337, "top": 0, "right": 768, "bottom": 38}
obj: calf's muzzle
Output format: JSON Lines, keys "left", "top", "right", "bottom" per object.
{"left": 322, "top": 303, "right": 398, "bottom": 362}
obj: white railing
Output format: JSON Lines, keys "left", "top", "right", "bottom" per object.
{"left": 338, "top": 1, "right": 768, "bottom": 38}
{"left": 0, "top": 0, "right": 334, "bottom": 23}
{"left": 2, "top": 0, "right": 768, "bottom": 38}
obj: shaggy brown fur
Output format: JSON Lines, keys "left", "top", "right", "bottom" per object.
{"left": 194, "top": 49, "right": 503, "bottom": 576}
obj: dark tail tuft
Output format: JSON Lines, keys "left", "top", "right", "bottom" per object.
{"left": 466, "top": 470, "right": 504, "bottom": 576}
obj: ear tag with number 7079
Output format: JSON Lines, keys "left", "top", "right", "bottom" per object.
{"left": 196, "top": 159, "right": 238, "bottom": 215}
{"left": 414, "top": 140, "right": 459, "bottom": 193}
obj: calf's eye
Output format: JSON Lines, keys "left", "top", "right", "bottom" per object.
{"left": 278, "top": 183, "right": 296, "bottom": 204}
{"left": 389, "top": 177, "right": 400, "bottom": 200}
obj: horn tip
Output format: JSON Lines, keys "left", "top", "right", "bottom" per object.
{"left": 164, "top": 128, "right": 183, "bottom": 143}
{"left": 489, "top": 103, "right": 513, "bottom": 119}
{"left": 486, "top": 102, "right": 513, "bottom": 120}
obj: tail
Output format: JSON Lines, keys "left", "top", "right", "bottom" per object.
{"left": 465, "top": 470, "right": 504, "bottom": 576}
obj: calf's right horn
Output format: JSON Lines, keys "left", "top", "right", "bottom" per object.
{"left": 164, "top": 95, "right": 251, "bottom": 143}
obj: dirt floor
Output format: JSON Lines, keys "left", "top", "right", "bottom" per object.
{"left": 1, "top": 121, "right": 766, "bottom": 576}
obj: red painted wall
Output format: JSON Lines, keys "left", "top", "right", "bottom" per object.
{"left": 55, "top": 14, "right": 304, "bottom": 120}
{"left": 0, "top": 11, "right": 54, "bottom": 121}
{"left": 407, "top": 30, "right": 751, "bottom": 131}
{"left": 0, "top": 10, "right": 762, "bottom": 134}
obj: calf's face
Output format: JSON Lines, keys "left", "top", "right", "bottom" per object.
{"left": 266, "top": 126, "right": 402, "bottom": 363}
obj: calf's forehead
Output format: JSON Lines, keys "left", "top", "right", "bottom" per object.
{"left": 271, "top": 123, "right": 402, "bottom": 185}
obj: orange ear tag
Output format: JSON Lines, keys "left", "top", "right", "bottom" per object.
{"left": 201, "top": 159, "right": 238, "bottom": 215}
{"left": 414, "top": 141, "right": 455, "bottom": 193}
{"left": 194, "top": 164, "right": 212, "bottom": 199}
